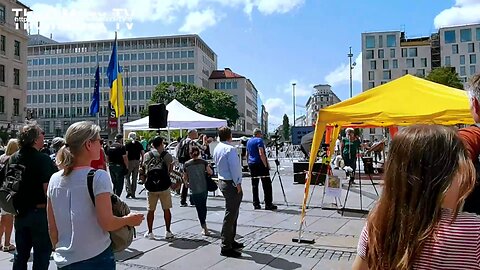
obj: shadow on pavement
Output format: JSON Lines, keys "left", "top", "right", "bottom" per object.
{"left": 241, "top": 250, "right": 302, "bottom": 270}
{"left": 207, "top": 206, "right": 225, "bottom": 212}
{"left": 129, "top": 206, "right": 147, "bottom": 211}
{"left": 168, "top": 238, "right": 210, "bottom": 250}
{"left": 115, "top": 247, "right": 144, "bottom": 261}
{"left": 275, "top": 208, "right": 301, "bottom": 215}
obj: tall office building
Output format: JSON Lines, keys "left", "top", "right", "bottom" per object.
{"left": 0, "top": 1, "right": 30, "bottom": 135}
{"left": 360, "top": 25, "right": 480, "bottom": 140}
{"left": 209, "top": 68, "right": 259, "bottom": 135}
{"left": 27, "top": 34, "right": 217, "bottom": 137}
{"left": 305, "top": 84, "right": 340, "bottom": 126}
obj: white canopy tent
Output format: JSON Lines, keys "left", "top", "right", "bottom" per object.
{"left": 123, "top": 99, "right": 228, "bottom": 131}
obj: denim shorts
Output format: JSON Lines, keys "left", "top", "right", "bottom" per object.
{"left": 59, "top": 246, "right": 115, "bottom": 270}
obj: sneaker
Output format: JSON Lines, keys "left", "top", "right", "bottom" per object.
{"left": 202, "top": 228, "right": 211, "bottom": 236}
{"left": 126, "top": 193, "right": 131, "bottom": 199}
{"left": 232, "top": 241, "right": 245, "bottom": 249}
{"left": 220, "top": 248, "right": 242, "bottom": 258}
{"left": 253, "top": 204, "right": 261, "bottom": 210}
{"left": 265, "top": 204, "right": 278, "bottom": 211}
{"left": 144, "top": 232, "right": 155, "bottom": 240}
{"left": 165, "top": 231, "right": 175, "bottom": 239}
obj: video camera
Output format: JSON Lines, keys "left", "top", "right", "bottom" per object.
{"left": 268, "top": 130, "right": 284, "bottom": 148}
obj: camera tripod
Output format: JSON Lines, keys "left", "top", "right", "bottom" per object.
{"left": 271, "top": 145, "right": 288, "bottom": 206}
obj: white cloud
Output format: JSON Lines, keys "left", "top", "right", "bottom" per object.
{"left": 282, "top": 80, "right": 312, "bottom": 97}
{"left": 324, "top": 53, "right": 362, "bottom": 87}
{"left": 179, "top": 9, "right": 219, "bottom": 33}
{"left": 434, "top": 0, "right": 480, "bottom": 28}
{"left": 26, "top": 0, "right": 303, "bottom": 41}
{"left": 264, "top": 97, "right": 294, "bottom": 130}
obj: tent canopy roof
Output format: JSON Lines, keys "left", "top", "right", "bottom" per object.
{"left": 123, "top": 99, "right": 227, "bottom": 131}
{"left": 319, "top": 75, "right": 474, "bottom": 127}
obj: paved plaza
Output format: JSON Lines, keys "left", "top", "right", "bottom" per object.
{"left": 0, "top": 159, "right": 380, "bottom": 269}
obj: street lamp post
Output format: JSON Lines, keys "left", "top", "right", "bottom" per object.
{"left": 292, "top": 83, "right": 296, "bottom": 127}
{"left": 124, "top": 67, "right": 129, "bottom": 122}
{"left": 348, "top": 47, "right": 355, "bottom": 98}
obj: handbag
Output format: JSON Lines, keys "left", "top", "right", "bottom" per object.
{"left": 206, "top": 173, "right": 217, "bottom": 192}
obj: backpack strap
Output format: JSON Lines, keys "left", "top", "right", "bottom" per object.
{"left": 87, "top": 169, "right": 98, "bottom": 206}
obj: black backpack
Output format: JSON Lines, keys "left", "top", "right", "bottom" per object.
{"left": 177, "top": 139, "right": 191, "bottom": 164}
{"left": 144, "top": 151, "right": 171, "bottom": 192}
{"left": 0, "top": 153, "right": 27, "bottom": 215}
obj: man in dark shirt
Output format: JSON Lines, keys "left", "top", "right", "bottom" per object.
{"left": 106, "top": 134, "right": 128, "bottom": 197}
{"left": 125, "top": 132, "right": 144, "bottom": 198}
{"left": 12, "top": 121, "right": 57, "bottom": 270}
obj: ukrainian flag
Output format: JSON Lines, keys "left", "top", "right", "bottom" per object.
{"left": 107, "top": 32, "right": 124, "bottom": 118}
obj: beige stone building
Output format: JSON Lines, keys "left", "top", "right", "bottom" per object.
{"left": 0, "top": 0, "right": 29, "bottom": 134}
{"left": 27, "top": 34, "right": 217, "bottom": 137}
{"left": 209, "top": 68, "right": 260, "bottom": 135}
{"left": 260, "top": 104, "right": 268, "bottom": 135}
{"left": 305, "top": 84, "right": 340, "bottom": 126}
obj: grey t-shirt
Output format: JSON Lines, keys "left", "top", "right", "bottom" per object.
{"left": 47, "top": 168, "right": 113, "bottom": 267}
{"left": 184, "top": 158, "right": 208, "bottom": 194}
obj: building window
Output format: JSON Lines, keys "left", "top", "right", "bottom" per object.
{"left": 460, "top": 55, "right": 466, "bottom": 65}
{"left": 13, "top": 69, "right": 19, "bottom": 86}
{"left": 366, "top": 50, "right": 374, "bottom": 59}
{"left": 0, "top": 5, "right": 4, "bottom": 23}
{"left": 378, "top": 49, "right": 384, "bottom": 59}
{"left": 368, "top": 71, "right": 374, "bottom": 80}
{"left": 0, "top": 35, "right": 5, "bottom": 54}
{"left": 460, "top": 66, "right": 466, "bottom": 76}
{"left": 461, "top": 28, "right": 472, "bottom": 42}
{"left": 445, "top": 56, "right": 451, "bottom": 66}
{"left": 392, "top": 59, "right": 398, "bottom": 68}
{"left": 386, "top": 34, "right": 396, "bottom": 47}
{"left": 0, "top": 64, "right": 4, "bottom": 83}
{"left": 14, "top": 41, "right": 20, "bottom": 58}
{"left": 469, "top": 43, "right": 475, "bottom": 53}
{"left": 365, "top": 36, "right": 375, "bottom": 48}
{"left": 408, "top": 48, "right": 417, "bottom": 57}
{"left": 13, "top": 99, "right": 19, "bottom": 116}
{"left": 390, "top": 49, "right": 395, "bottom": 58}
{"left": 383, "top": 60, "right": 389, "bottom": 69}
{"left": 421, "top": 58, "right": 427, "bottom": 67}
{"left": 452, "top": 44, "right": 459, "bottom": 54}
{"left": 407, "top": 59, "right": 415, "bottom": 68}
{"left": 470, "top": 54, "right": 477, "bottom": 64}
{"left": 416, "top": 69, "right": 425, "bottom": 77}
{"left": 471, "top": 65, "right": 476, "bottom": 75}
{"left": 382, "top": 70, "right": 391, "bottom": 80}
{"left": 444, "top": 30, "right": 456, "bottom": 44}
{"left": 368, "top": 82, "right": 375, "bottom": 89}
{"left": 378, "top": 35, "right": 383, "bottom": 48}
{"left": 477, "top": 28, "right": 480, "bottom": 41}
{"left": 0, "top": 96, "right": 4, "bottom": 114}
{"left": 402, "top": 48, "right": 407, "bottom": 57}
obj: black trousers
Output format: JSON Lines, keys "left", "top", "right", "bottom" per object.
{"left": 248, "top": 163, "right": 273, "bottom": 207}
{"left": 219, "top": 180, "right": 242, "bottom": 250}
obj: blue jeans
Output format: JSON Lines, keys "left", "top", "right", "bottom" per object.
{"left": 13, "top": 208, "right": 52, "bottom": 270}
{"left": 191, "top": 192, "right": 208, "bottom": 226}
{"left": 59, "top": 246, "right": 115, "bottom": 270}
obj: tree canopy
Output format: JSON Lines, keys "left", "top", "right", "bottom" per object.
{"left": 145, "top": 82, "right": 240, "bottom": 126}
{"left": 282, "top": 114, "right": 290, "bottom": 141}
{"left": 424, "top": 67, "right": 464, "bottom": 89}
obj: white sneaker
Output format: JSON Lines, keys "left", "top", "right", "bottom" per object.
{"left": 165, "top": 231, "right": 174, "bottom": 239}
{"left": 202, "top": 229, "right": 210, "bottom": 236}
{"left": 144, "top": 232, "right": 155, "bottom": 240}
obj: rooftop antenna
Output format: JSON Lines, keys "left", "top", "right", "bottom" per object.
{"left": 50, "top": 33, "right": 52, "bottom": 39}
{"left": 37, "top": 21, "right": 40, "bottom": 35}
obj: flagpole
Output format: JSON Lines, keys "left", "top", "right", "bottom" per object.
{"left": 115, "top": 31, "right": 121, "bottom": 135}
{"left": 96, "top": 49, "right": 100, "bottom": 126}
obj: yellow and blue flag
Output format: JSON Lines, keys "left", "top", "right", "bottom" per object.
{"left": 107, "top": 32, "right": 124, "bottom": 118}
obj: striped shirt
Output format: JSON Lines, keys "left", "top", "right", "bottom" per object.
{"left": 357, "top": 208, "right": 480, "bottom": 269}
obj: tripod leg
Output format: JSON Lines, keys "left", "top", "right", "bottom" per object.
{"left": 277, "top": 174, "right": 288, "bottom": 206}
{"left": 367, "top": 173, "right": 379, "bottom": 196}
{"left": 342, "top": 176, "right": 352, "bottom": 215}
{"left": 357, "top": 157, "right": 363, "bottom": 210}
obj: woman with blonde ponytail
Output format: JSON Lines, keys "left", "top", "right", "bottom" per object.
{"left": 47, "top": 121, "right": 144, "bottom": 269}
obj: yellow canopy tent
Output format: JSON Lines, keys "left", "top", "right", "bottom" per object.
{"left": 297, "top": 74, "right": 474, "bottom": 240}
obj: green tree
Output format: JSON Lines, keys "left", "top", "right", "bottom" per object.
{"left": 424, "top": 67, "right": 464, "bottom": 89}
{"left": 282, "top": 114, "right": 290, "bottom": 141}
{"left": 145, "top": 82, "right": 240, "bottom": 126}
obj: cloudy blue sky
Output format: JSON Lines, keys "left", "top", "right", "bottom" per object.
{"left": 21, "top": 0, "right": 479, "bottom": 130}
